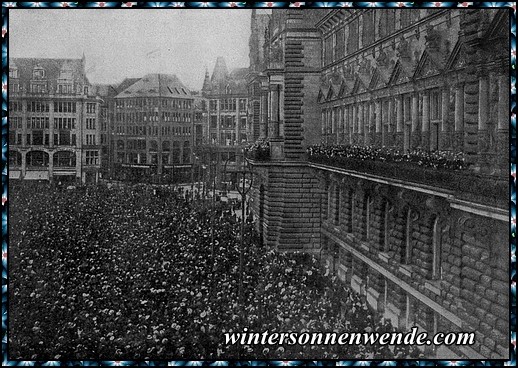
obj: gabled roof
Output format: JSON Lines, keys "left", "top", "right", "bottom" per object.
{"left": 413, "top": 49, "right": 444, "bottom": 79}
{"left": 388, "top": 59, "right": 413, "bottom": 86}
{"left": 115, "top": 74, "right": 191, "bottom": 99}
{"left": 445, "top": 40, "right": 468, "bottom": 71}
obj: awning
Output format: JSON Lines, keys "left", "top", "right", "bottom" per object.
{"left": 9, "top": 170, "right": 21, "bottom": 179}
{"left": 25, "top": 171, "right": 49, "bottom": 180}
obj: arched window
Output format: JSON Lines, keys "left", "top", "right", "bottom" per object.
{"left": 149, "top": 140, "right": 158, "bottom": 152}
{"left": 162, "top": 141, "right": 170, "bottom": 151}
{"left": 33, "top": 65, "right": 45, "bottom": 79}
{"left": 117, "top": 140, "right": 124, "bottom": 150}
{"left": 432, "top": 217, "right": 443, "bottom": 280}
{"left": 27, "top": 151, "right": 49, "bottom": 167}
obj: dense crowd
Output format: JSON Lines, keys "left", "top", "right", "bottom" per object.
{"left": 245, "top": 139, "right": 270, "bottom": 161}
{"left": 10, "top": 181, "right": 424, "bottom": 360}
{"left": 307, "top": 144, "right": 466, "bottom": 170}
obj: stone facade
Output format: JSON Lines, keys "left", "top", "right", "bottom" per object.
{"left": 8, "top": 56, "right": 102, "bottom": 184}
{"left": 111, "top": 74, "right": 195, "bottom": 183}
{"left": 248, "top": 9, "right": 509, "bottom": 359}
{"left": 201, "top": 57, "right": 249, "bottom": 185}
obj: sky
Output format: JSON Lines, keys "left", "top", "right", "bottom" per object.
{"left": 9, "top": 9, "right": 260, "bottom": 91}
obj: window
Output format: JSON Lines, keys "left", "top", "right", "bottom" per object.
{"left": 9, "top": 67, "right": 18, "bottom": 78}
{"left": 347, "top": 189, "right": 354, "bottom": 233}
{"left": 86, "top": 134, "right": 96, "bottom": 146}
{"left": 85, "top": 151, "right": 99, "bottom": 166}
{"left": 86, "top": 118, "right": 96, "bottom": 130}
{"left": 86, "top": 103, "right": 96, "bottom": 114}
{"left": 381, "top": 201, "right": 391, "bottom": 252}
{"left": 430, "top": 90, "right": 442, "bottom": 121}
{"left": 347, "top": 18, "right": 359, "bottom": 53}
{"left": 33, "top": 66, "right": 45, "bottom": 79}
{"left": 362, "top": 11, "right": 375, "bottom": 46}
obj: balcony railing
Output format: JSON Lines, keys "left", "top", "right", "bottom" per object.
{"left": 308, "top": 145, "right": 506, "bottom": 207}
{"left": 245, "top": 140, "right": 270, "bottom": 161}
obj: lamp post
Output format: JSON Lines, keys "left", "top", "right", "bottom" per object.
{"left": 236, "top": 147, "right": 253, "bottom": 305}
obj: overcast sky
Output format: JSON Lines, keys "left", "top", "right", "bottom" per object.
{"left": 9, "top": 9, "right": 261, "bottom": 90}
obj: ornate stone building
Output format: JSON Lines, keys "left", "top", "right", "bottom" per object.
{"left": 248, "top": 9, "right": 509, "bottom": 359}
{"left": 8, "top": 56, "right": 102, "bottom": 183}
{"left": 201, "top": 57, "right": 249, "bottom": 186}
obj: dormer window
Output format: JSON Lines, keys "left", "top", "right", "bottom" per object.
{"left": 9, "top": 67, "right": 18, "bottom": 79}
{"left": 225, "top": 84, "right": 231, "bottom": 94}
{"left": 33, "top": 66, "right": 45, "bottom": 79}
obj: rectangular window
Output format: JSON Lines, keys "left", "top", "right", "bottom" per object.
{"left": 430, "top": 90, "right": 442, "bottom": 121}
{"left": 86, "top": 103, "right": 96, "bottom": 114}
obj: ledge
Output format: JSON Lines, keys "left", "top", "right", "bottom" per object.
{"left": 308, "top": 157, "right": 506, "bottom": 210}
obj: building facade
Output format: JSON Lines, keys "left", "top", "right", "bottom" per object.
{"left": 201, "top": 57, "right": 249, "bottom": 187}
{"left": 112, "top": 74, "right": 195, "bottom": 183}
{"left": 8, "top": 56, "right": 102, "bottom": 184}
{"left": 248, "top": 9, "right": 509, "bottom": 359}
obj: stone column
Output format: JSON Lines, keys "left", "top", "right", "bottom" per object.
{"left": 411, "top": 93, "right": 420, "bottom": 149}
{"left": 495, "top": 74, "right": 508, "bottom": 172}
{"left": 352, "top": 103, "right": 358, "bottom": 144}
{"left": 477, "top": 77, "right": 489, "bottom": 153}
{"left": 396, "top": 95, "right": 404, "bottom": 148}
{"left": 497, "top": 74, "right": 508, "bottom": 153}
{"left": 358, "top": 103, "right": 364, "bottom": 145}
{"left": 48, "top": 151, "right": 54, "bottom": 183}
{"left": 387, "top": 98, "right": 394, "bottom": 147}
{"left": 260, "top": 93, "right": 268, "bottom": 139}
{"left": 439, "top": 88, "right": 449, "bottom": 150}
{"left": 421, "top": 91, "right": 430, "bottom": 150}
{"left": 347, "top": 105, "right": 354, "bottom": 144}
{"left": 49, "top": 100, "right": 55, "bottom": 148}
{"left": 21, "top": 151, "right": 27, "bottom": 179}
{"left": 375, "top": 100, "right": 382, "bottom": 147}
{"left": 454, "top": 85, "right": 464, "bottom": 151}
{"left": 365, "top": 102, "right": 372, "bottom": 145}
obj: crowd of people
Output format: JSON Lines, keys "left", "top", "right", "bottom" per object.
{"left": 10, "top": 181, "right": 424, "bottom": 360}
{"left": 307, "top": 144, "right": 466, "bottom": 170}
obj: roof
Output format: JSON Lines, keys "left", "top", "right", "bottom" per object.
{"left": 203, "top": 57, "right": 249, "bottom": 96}
{"left": 9, "top": 57, "right": 86, "bottom": 88}
{"left": 115, "top": 74, "right": 192, "bottom": 99}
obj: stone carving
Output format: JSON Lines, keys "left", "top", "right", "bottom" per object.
{"left": 397, "top": 36, "right": 411, "bottom": 61}
{"left": 376, "top": 46, "right": 389, "bottom": 67}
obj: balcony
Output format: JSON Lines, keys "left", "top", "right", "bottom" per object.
{"left": 245, "top": 140, "right": 270, "bottom": 161}
{"left": 308, "top": 145, "right": 506, "bottom": 208}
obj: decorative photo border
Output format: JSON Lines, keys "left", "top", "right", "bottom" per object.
{"left": 1, "top": 1, "right": 515, "bottom": 366}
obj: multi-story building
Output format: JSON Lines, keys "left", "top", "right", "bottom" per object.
{"left": 8, "top": 56, "right": 102, "bottom": 184}
{"left": 112, "top": 74, "right": 195, "bottom": 183}
{"left": 248, "top": 9, "right": 509, "bottom": 359}
{"left": 201, "top": 57, "right": 249, "bottom": 186}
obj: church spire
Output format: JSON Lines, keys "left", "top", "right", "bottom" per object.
{"left": 202, "top": 66, "right": 212, "bottom": 92}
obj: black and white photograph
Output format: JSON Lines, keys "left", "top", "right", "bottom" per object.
{"left": 6, "top": 5, "right": 511, "bottom": 362}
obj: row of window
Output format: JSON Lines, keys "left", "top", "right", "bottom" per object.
{"left": 115, "top": 125, "right": 192, "bottom": 136}
{"left": 117, "top": 150, "right": 191, "bottom": 166}
{"left": 11, "top": 131, "right": 77, "bottom": 146}
{"left": 11, "top": 117, "right": 80, "bottom": 131}
{"left": 117, "top": 139, "right": 190, "bottom": 151}
{"left": 116, "top": 111, "right": 192, "bottom": 123}
{"left": 115, "top": 98, "right": 193, "bottom": 110}
{"left": 322, "top": 10, "right": 420, "bottom": 66}
{"left": 209, "top": 98, "right": 247, "bottom": 112}
{"left": 9, "top": 150, "right": 99, "bottom": 167}
{"left": 321, "top": 90, "right": 443, "bottom": 148}
{"left": 8, "top": 100, "right": 96, "bottom": 113}
{"left": 328, "top": 185, "right": 443, "bottom": 280}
